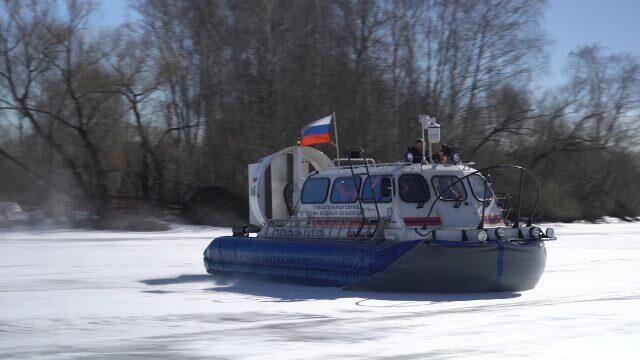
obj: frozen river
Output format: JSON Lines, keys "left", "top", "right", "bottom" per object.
{"left": 1, "top": 223, "right": 639, "bottom": 359}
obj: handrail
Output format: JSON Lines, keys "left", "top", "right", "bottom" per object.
{"left": 479, "top": 176, "right": 489, "bottom": 229}
{"left": 347, "top": 148, "right": 382, "bottom": 237}
{"left": 347, "top": 152, "right": 366, "bottom": 238}
{"left": 359, "top": 148, "right": 381, "bottom": 222}
{"left": 334, "top": 157, "right": 376, "bottom": 167}
{"left": 423, "top": 165, "right": 542, "bottom": 229}
{"left": 333, "top": 161, "right": 409, "bottom": 170}
{"left": 515, "top": 169, "right": 524, "bottom": 228}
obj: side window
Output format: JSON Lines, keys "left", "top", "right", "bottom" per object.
{"left": 399, "top": 174, "right": 430, "bottom": 203}
{"left": 431, "top": 175, "right": 467, "bottom": 201}
{"left": 330, "top": 177, "right": 361, "bottom": 204}
{"left": 467, "top": 174, "right": 493, "bottom": 201}
{"left": 301, "top": 178, "right": 330, "bottom": 204}
{"left": 361, "top": 175, "right": 393, "bottom": 203}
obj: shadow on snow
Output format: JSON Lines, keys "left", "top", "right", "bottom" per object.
{"left": 139, "top": 273, "right": 521, "bottom": 302}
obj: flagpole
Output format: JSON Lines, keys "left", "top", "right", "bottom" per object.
{"left": 332, "top": 112, "right": 339, "bottom": 160}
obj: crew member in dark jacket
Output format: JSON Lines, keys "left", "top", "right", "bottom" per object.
{"left": 404, "top": 139, "right": 425, "bottom": 163}
{"left": 405, "top": 140, "right": 456, "bottom": 164}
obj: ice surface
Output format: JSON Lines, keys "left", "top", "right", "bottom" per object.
{"left": 1, "top": 223, "right": 639, "bottom": 359}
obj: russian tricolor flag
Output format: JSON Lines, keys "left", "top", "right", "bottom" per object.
{"left": 300, "top": 114, "right": 333, "bottom": 146}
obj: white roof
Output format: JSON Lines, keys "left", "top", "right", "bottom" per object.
{"left": 312, "top": 162, "right": 479, "bottom": 178}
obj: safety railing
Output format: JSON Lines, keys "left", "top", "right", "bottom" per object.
{"left": 333, "top": 161, "right": 408, "bottom": 170}
{"left": 333, "top": 157, "right": 376, "bottom": 167}
{"left": 260, "top": 217, "right": 389, "bottom": 240}
{"left": 424, "top": 165, "right": 542, "bottom": 230}
{"left": 494, "top": 192, "right": 513, "bottom": 221}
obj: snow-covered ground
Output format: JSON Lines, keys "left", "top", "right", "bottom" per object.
{"left": 1, "top": 223, "right": 639, "bottom": 359}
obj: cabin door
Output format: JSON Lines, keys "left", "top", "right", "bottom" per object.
{"left": 396, "top": 174, "right": 434, "bottom": 228}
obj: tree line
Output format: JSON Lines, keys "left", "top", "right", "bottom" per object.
{"left": 1, "top": 0, "right": 639, "bottom": 224}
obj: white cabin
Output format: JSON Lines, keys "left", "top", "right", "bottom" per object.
{"left": 246, "top": 147, "right": 527, "bottom": 243}
{"left": 298, "top": 161, "right": 503, "bottom": 239}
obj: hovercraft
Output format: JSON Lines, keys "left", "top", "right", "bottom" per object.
{"left": 203, "top": 116, "right": 555, "bottom": 292}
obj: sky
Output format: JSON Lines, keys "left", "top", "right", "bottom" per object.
{"left": 93, "top": 0, "right": 640, "bottom": 88}
{"left": 542, "top": 0, "right": 640, "bottom": 86}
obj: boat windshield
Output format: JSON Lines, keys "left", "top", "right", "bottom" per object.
{"left": 431, "top": 175, "right": 467, "bottom": 201}
{"left": 467, "top": 174, "right": 493, "bottom": 201}
{"left": 398, "top": 174, "right": 430, "bottom": 203}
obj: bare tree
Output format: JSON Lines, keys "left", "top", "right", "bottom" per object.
{"left": 2, "top": 0, "right": 640, "bottom": 225}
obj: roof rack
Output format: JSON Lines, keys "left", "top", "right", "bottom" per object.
{"left": 333, "top": 157, "right": 375, "bottom": 167}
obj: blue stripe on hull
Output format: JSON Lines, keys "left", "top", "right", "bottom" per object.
{"left": 203, "top": 237, "right": 547, "bottom": 292}
{"left": 204, "top": 237, "right": 420, "bottom": 287}
{"left": 496, "top": 241, "right": 505, "bottom": 290}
